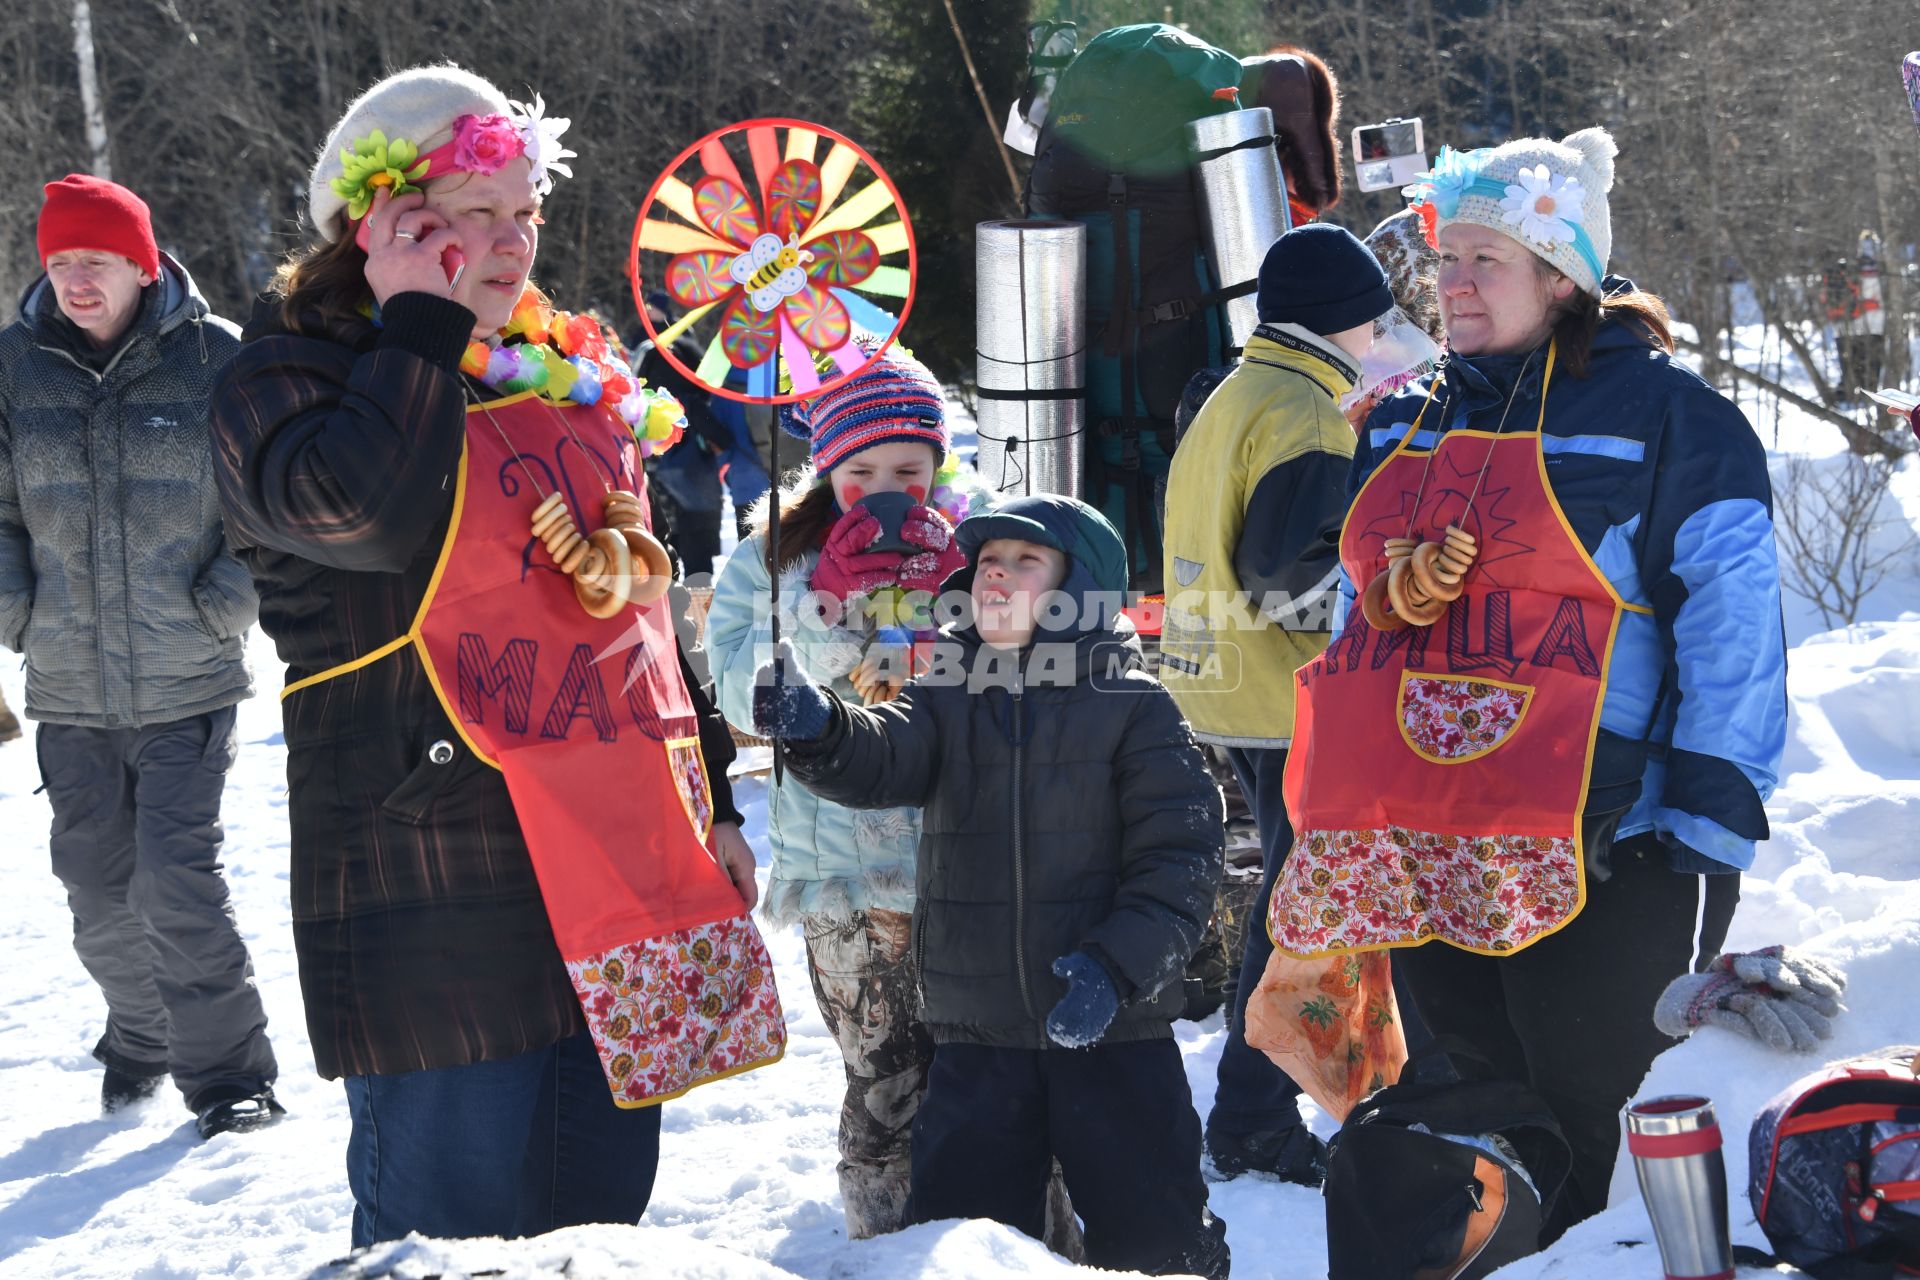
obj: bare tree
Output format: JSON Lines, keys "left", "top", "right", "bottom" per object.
{"left": 69, "top": 0, "right": 109, "bottom": 176}
{"left": 2, "top": 0, "right": 1918, "bottom": 385}
{"left": 1774, "top": 453, "right": 1920, "bottom": 630}
{"left": 1, "top": 0, "right": 870, "bottom": 329}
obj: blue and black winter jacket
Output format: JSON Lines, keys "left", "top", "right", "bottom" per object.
{"left": 1348, "top": 291, "right": 1787, "bottom": 872}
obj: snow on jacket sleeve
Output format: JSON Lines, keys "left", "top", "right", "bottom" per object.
{"left": 0, "top": 401, "right": 29, "bottom": 652}
{"left": 210, "top": 292, "right": 474, "bottom": 573}
{"left": 782, "top": 685, "right": 942, "bottom": 812}
{"left": 1077, "top": 684, "right": 1223, "bottom": 1004}
{"left": 1640, "top": 383, "right": 1787, "bottom": 869}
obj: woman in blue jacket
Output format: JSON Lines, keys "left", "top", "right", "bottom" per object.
{"left": 1273, "top": 127, "right": 1786, "bottom": 1240}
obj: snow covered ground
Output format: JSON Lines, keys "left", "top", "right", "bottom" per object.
{"left": 0, "top": 329, "right": 1916, "bottom": 1279}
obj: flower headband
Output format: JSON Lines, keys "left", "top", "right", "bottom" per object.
{"left": 329, "top": 94, "right": 577, "bottom": 223}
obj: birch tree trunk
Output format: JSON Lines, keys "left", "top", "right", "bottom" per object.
{"left": 71, "top": 0, "right": 110, "bottom": 178}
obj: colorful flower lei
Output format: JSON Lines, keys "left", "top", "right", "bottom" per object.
{"left": 925, "top": 454, "right": 972, "bottom": 528}
{"left": 455, "top": 291, "right": 688, "bottom": 457}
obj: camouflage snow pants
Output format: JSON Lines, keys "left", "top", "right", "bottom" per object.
{"left": 803, "top": 909, "right": 1083, "bottom": 1256}
{"left": 803, "top": 908, "right": 934, "bottom": 1239}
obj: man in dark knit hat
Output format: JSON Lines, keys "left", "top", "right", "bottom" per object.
{"left": 0, "top": 174, "right": 281, "bottom": 1138}
{"left": 1161, "top": 222, "right": 1395, "bottom": 1183}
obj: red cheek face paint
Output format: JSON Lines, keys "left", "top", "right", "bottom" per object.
{"left": 840, "top": 483, "right": 865, "bottom": 510}
{"left": 906, "top": 484, "right": 927, "bottom": 504}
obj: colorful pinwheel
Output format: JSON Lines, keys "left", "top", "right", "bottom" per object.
{"left": 630, "top": 119, "right": 916, "bottom": 405}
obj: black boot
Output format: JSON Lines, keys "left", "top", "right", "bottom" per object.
{"left": 101, "top": 1062, "right": 168, "bottom": 1114}
{"left": 1204, "top": 1123, "right": 1330, "bottom": 1186}
{"left": 192, "top": 1085, "right": 286, "bottom": 1140}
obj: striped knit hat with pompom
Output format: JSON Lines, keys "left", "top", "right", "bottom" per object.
{"left": 781, "top": 347, "right": 948, "bottom": 473}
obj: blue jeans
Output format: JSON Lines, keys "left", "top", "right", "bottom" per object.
{"left": 1207, "top": 746, "right": 1307, "bottom": 1143}
{"left": 344, "top": 1029, "right": 662, "bottom": 1247}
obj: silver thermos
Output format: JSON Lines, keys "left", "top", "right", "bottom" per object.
{"left": 1623, "top": 1095, "right": 1736, "bottom": 1280}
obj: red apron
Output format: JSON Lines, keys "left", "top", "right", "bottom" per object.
{"left": 288, "top": 388, "right": 785, "bottom": 1106}
{"left": 1270, "top": 349, "right": 1628, "bottom": 959}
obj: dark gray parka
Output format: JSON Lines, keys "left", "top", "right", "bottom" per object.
{"left": 0, "top": 255, "right": 254, "bottom": 727}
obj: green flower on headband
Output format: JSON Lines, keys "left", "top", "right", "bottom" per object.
{"left": 330, "top": 130, "right": 430, "bottom": 221}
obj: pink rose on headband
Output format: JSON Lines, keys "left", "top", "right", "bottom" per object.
{"left": 451, "top": 114, "right": 525, "bottom": 175}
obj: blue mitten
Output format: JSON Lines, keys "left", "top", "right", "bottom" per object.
{"left": 752, "top": 638, "right": 833, "bottom": 741}
{"left": 1046, "top": 952, "right": 1121, "bottom": 1049}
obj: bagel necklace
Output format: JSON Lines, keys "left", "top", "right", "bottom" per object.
{"left": 1360, "top": 345, "right": 1546, "bottom": 633}
{"left": 470, "top": 391, "right": 675, "bottom": 618}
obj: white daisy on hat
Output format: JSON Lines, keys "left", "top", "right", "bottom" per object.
{"left": 1410, "top": 126, "right": 1618, "bottom": 298}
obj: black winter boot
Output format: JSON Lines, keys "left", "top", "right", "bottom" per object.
{"left": 101, "top": 1062, "right": 167, "bottom": 1114}
{"left": 192, "top": 1085, "right": 286, "bottom": 1140}
{"left": 1204, "top": 1123, "right": 1330, "bottom": 1186}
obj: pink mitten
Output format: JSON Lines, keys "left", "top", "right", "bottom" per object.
{"left": 895, "top": 506, "right": 966, "bottom": 594}
{"left": 810, "top": 508, "right": 903, "bottom": 602}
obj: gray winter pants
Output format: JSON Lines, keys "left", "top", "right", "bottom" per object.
{"left": 37, "top": 707, "right": 276, "bottom": 1108}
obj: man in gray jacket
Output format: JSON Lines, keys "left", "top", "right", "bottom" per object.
{"left": 0, "top": 175, "right": 280, "bottom": 1138}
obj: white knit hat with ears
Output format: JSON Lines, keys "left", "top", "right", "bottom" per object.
{"left": 307, "top": 65, "right": 514, "bottom": 241}
{"left": 1421, "top": 127, "right": 1618, "bottom": 298}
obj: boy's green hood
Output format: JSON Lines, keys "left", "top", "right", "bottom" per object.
{"left": 951, "top": 494, "right": 1128, "bottom": 636}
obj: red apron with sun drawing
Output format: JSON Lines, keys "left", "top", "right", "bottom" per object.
{"left": 1270, "top": 358, "right": 1627, "bottom": 959}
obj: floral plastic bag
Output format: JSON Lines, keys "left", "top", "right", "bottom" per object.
{"left": 1244, "top": 948, "right": 1408, "bottom": 1124}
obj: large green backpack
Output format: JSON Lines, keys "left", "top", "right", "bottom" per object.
{"left": 1027, "top": 23, "right": 1249, "bottom": 592}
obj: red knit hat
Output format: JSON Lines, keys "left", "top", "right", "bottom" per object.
{"left": 37, "top": 175, "right": 160, "bottom": 279}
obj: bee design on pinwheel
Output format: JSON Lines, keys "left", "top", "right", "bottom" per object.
{"left": 732, "top": 233, "right": 816, "bottom": 312}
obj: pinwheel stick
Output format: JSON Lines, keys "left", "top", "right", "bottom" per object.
{"left": 769, "top": 407, "right": 784, "bottom": 783}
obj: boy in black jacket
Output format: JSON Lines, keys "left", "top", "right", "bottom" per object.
{"left": 754, "top": 494, "right": 1229, "bottom": 1278}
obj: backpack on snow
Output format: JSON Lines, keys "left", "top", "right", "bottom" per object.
{"left": 1748, "top": 1046, "right": 1920, "bottom": 1279}
{"left": 1323, "top": 1040, "right": 1573, "bottom": 1280}
{"left": 1025, "top": 22, "right": 1254, "bottom": 592}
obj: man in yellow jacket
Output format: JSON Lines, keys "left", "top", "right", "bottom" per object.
{"left": 1162, "top": 224, "right": 1392, "bottom": 1183}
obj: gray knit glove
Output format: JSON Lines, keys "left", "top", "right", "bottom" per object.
{"left": 1710, "top": 945, "right": 1847, "bottom": 1017}
{"left": 1654, "top": 970, "right": 1834, "bottom": 1053}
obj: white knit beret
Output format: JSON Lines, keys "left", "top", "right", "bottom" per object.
{"left": 307, "top": 65, "right": 513, "bottom": 241}
{"left": 1419, "top": 127, "right": 1618, "bottom": 298}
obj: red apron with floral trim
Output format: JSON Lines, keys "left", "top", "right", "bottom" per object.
{"left": 1270, "top": 368, "right": 1624, "bottom": 959}
{"left": 408, "top": 390, "right": 785, "bottom": 1105}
